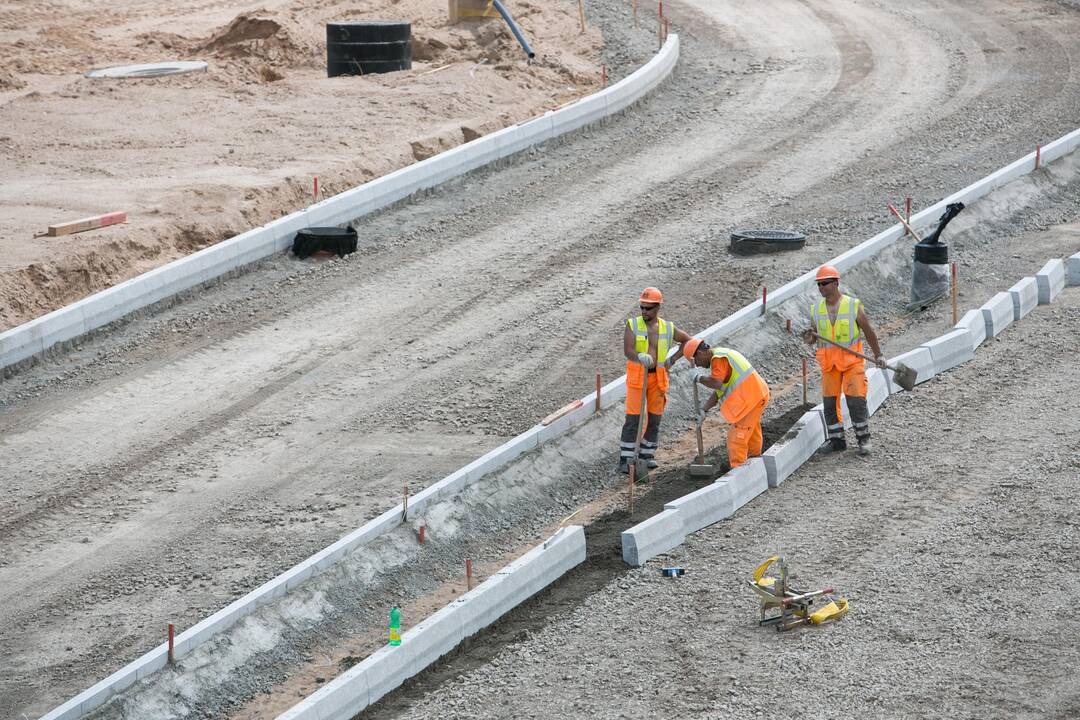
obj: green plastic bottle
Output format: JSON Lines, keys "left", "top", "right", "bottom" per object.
{"left": 388, "top": 606, "right": 401, "bottom": 646}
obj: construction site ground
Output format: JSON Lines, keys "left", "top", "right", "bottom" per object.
{"left": 369, "top": 271, "right": 1080, "bottom": 720}
{"left": 2, "top": 0, "right": 1080, "bottom": 718}
{"left": 0, "top": 0, "right": 603, "bottom": 331}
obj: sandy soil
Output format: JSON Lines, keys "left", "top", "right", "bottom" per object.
{"left": 0, "top": 0, "right": 602, "bottom": 331}
{"left": 3, "top": 0, "right": 1080, "bottom": 717}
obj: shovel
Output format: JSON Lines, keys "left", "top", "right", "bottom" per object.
{"left": 689, "top": 379, "right": 715, "bottom": 478}
{"left": 810, "top": 331, "right": 917, "bottom": 391}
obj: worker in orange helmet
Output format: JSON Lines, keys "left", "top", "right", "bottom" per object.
{"left": 683, "top": 338, "right": 771, "bottom": 469}
{"left": 618, "top": 287, "right": 694, "bottom": 474}
{"left": 801, "top": 265, "right": 886, "bottom": 455}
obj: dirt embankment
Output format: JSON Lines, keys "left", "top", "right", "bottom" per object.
{"left": 0, "top": 0, "right": 603, "bottom": 331}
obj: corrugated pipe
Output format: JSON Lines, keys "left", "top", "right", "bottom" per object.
{"left": 492, "top": 0, "right": 535, "bottom": 58}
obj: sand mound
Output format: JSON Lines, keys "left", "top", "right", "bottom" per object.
{"left": 0, "top": 68, "right": 26, "bottom": 90}
{"left": 199, "top": 15, "right": 283, "bottom": 53}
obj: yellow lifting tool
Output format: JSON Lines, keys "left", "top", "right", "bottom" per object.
{"left": 747, "top": 555, "right": 849, "bottom": 631}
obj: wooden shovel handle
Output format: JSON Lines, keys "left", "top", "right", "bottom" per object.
{"left": 692, "top": 379, "right": 705, "bottom": 464}
{"left": 810, "top": 332, "right": 888, "bottom": 369}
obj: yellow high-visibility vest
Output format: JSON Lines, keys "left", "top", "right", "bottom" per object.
{"left": 628, "top": 316, "right": 674, "bottom": 361}
{"left": 711, "top": 347, "right": 753, "bottom": 403}
{"left": 812, "top": 295, "right": 862, "bottom": 348}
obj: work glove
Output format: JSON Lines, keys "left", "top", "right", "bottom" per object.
{"left": 636, "top": 352, "right": 655, "bottom": 369}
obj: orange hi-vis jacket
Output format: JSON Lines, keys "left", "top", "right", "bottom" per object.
{"left": 812, "top": 294, "right": 864, "bottom": 372}
{"left": 625, "top": 315, "right": 675, "bottom": 391}
{"left": 710, "top": 347, "right": 770, "bottom": 424}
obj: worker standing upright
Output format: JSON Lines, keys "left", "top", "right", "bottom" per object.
{"left": 802, "top": 265, "right": 886, "bottom": 455}
{"left": 683, "top": 339, "right": 771, "bottom": 468}
{"left": 618, "top": 287, "right": 693, "bottom": 474}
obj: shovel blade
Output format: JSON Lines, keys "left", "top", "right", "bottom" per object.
{"left": 635, "top": 459, "right": 650, "bottom": 480}
{"left": 893, "top": 362, "right": 918, "bottom": 391}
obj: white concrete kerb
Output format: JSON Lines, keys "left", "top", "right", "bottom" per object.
{"left": 36, "top": 40, "right": 680, "bottom": 720}
{"left": 1036, "top": 259, "right": 1066, "bottom": 304}
{"left": 275, "top": 526, "right": 586, "bottom": 720}
{"left": 1, "top": 36, "right": 681, "bottom": 374}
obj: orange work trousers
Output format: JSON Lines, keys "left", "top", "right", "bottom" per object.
{"left": 625, "top": 371, "right": 668, "bottom": 416}
{"left": 821, "top": 362, "right": 867, "bottom": 420}
{"left": 728, "top": 396, "right": 768, "bottom": 468}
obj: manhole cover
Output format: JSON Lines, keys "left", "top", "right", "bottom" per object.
{"left": 729, "top": 229, "right": 806, "bottom": 255}
{"left": 85, "top": 61, "right": 209, "bottom": 79}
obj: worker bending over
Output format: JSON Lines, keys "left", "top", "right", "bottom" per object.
{"left": 684, "top": 338, "right": 771, "bottom": 469}
{"left": 618, "top": 287, "right": 693, "bottom": 474}
{"left": 801, "top": 265, "right": 885, "bottom": 455}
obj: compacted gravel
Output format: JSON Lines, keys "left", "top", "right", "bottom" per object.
{"left": 368, "top": 267, "right": 1080, "bottom": 720}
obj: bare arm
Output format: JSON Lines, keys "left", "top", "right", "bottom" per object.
{"left": 623, "top": 323, "right": 636, "bottom": 362}
{"left": 667, "top": 326, "right": 694, "bottom": 368}
{"left": 856, "top": 306, "right": 884, "bottom": 360}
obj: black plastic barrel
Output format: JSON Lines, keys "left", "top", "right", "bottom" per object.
{"left": 327, "top": 21, "right": 411, "bottom": 77}
{"left": 914, "top": 241, "right": 949, "bottom": 265}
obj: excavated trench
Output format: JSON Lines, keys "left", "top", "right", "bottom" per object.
{"left": 243, "top": 148, "right": 1080, "bottom": 719}
{"left": 362, "top": 405, "right": 811, "bottom": 719}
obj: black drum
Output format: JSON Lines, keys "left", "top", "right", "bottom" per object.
{"left": 327, "top": 21, "right": 411, "bottom": 77}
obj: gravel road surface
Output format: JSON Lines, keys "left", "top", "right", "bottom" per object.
{"left": 3, "top": 0, "right": 1080, "bottom": 717}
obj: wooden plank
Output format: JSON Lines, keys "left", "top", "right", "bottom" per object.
{"left": 46, "top": 211, "right": 127, "bottom": 237}
{"left": 541, "top": 399, "right": 583, "bottom": 426}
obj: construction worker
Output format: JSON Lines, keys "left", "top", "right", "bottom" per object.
{"left": 683, "top": 339, "right": 771, "bottom": 469}
{"left": 618, "top": 287, "right": 693, "bottom": 474}
{"left": 801, "top": 265, "right": 886, "bottom": 455}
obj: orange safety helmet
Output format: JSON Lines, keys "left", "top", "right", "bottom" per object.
{"left": 683, "top": 337, "right": 706, "bottom": 361}
{"left": 815, "top": 265, "right": 840, "bottom": 282}
{"left": 639, "top": 286, "right": 664, "bottom": 305}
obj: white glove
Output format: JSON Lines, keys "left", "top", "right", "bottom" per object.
{"left": 636, "top": 352, "right": 655, "bottom": 369}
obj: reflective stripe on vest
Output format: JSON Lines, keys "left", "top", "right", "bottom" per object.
{"left": 711, "top": 347, "right": 753, "bottom": 404}
{"left": 628, "top": 316, "right": 674, "bottom": 361}
{"left": 812, "top": 294, "right": 861, "bottom": 348}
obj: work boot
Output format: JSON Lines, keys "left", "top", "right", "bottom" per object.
{"left": 857, "top": 439, "right": 872, "bottom": 456}
{"left": 618, "top": 458, "right": 630, "bottom": 474}
{"left": 817, "top": 438, "right": 847, "bottom": 455}
{"left": 646, "top": 459, "right": 659, "bottom": 469}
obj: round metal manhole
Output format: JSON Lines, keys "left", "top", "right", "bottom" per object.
{"left": 729, "top": 229, "right": 807, "bottom": 255}
{"left": 85, "top": 61, "right": 209, "bottom": 79}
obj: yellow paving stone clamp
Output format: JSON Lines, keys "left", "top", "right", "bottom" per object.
{"left": 747, "top": 555, "right": 848, "bottom": 631}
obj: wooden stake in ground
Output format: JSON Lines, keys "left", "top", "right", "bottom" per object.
{"left": 578, "top": 0, "right": 586, "bottom": 32}
{"left": 633, "top": 0, "right": 638, "bottom": 27}
{"left": 42, "top": 211, "right": 126, "bottom": 237}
